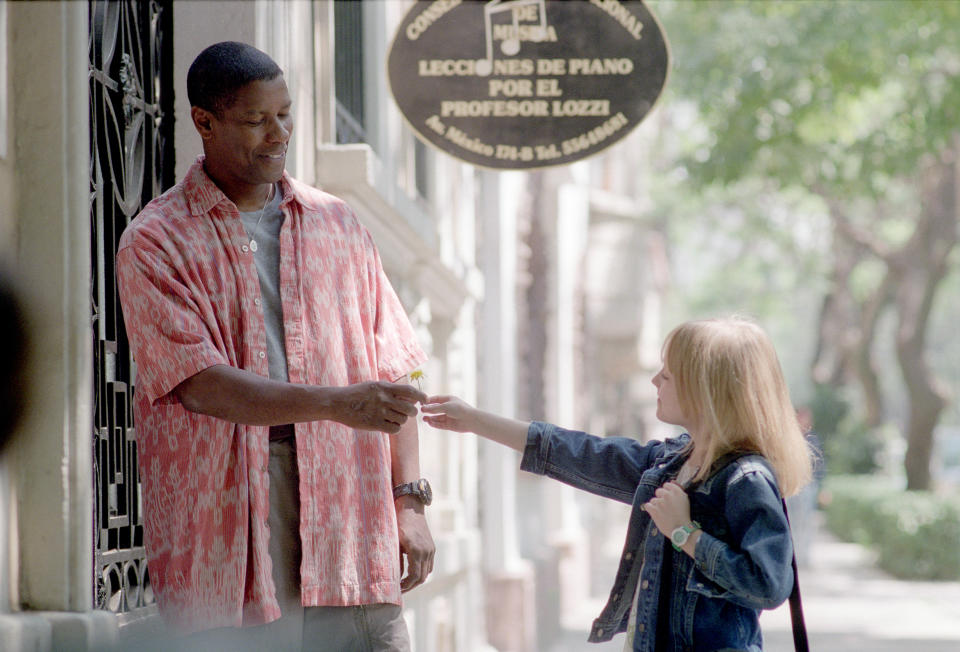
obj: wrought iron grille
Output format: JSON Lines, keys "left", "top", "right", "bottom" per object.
{"left": 89, "top": 0, "right": 174, "bottom": 617}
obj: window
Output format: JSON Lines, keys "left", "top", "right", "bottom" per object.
{"left": 334, "top": 0, "right": 366, "bottom": 144}
{"left": 414, "top": 138, "right": 429, "bottom": 199}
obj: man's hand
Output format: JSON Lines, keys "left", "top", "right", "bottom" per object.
{"left": 396, "top": 496, "right": 435, "bottom": 592}
{"left": 332, "top": 381, "right": 427, "bottom": 433}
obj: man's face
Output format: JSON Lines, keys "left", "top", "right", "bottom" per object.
{"left": 198, "top": 76, "right": 293, "bottom": 192}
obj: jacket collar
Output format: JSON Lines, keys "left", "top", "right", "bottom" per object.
{"left": 692, "top": 450, "right": 775, "bottom": 494}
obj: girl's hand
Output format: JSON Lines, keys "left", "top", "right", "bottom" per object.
{"left": 421, "top": 395, "right": 479, "bottom": 433}
{"left": 643, "top": 481, "right": 692, "bottom": 536}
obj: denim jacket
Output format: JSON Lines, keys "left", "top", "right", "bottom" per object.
{"left": 520, "top": 422, "right": 794, "bottom": 652}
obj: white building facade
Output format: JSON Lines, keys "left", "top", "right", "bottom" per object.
{"left": 0, "top": 2, "right": 669, "bottom": 651}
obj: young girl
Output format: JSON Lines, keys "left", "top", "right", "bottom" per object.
{"left": 421, "top": 317, "right": 812, "bottom": 652}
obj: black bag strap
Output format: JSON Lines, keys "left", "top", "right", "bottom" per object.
{"left": 781, "top": 497, "right": 810, "bottom": 652}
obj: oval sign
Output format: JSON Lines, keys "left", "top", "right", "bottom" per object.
{"left": 387, "top": 0, "right": 669, "bottom": 170}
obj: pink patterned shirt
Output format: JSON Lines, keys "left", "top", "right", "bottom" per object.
{"left": 116, "top": 157, "right": 426, "bottom": 632}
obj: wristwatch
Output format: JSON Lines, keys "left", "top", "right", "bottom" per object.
{"left": 393, "top": 478, "right": 433, "bottom": 506}
{"left": 670, "top": 521, "right": 701, "bottom": 551}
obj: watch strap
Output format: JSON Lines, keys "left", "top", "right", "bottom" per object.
{"left": 393, "top": 482, "right": 418, "bottom": 500}
{"left": 392, "top": 478, "right": 433, "bottom": 505}
{"left": 671, "top": 521, "right": 701, "bottom": 551}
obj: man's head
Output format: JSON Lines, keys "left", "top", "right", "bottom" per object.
{"left": 188, "top": 42, "right": 292, "bottom": 206}
{"left": 187, "top": 41, "right": 282, "bottom": 117}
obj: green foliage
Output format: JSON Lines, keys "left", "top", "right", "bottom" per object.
{"left": 823, "top": 475, "right": 960, "bottom": 580}
{"left": 809, "top": 383, "right": 883, "bottom": 475}
{"left": 648, "top": 0, "right": 960, "bottom": 315}
{"left": 657, "top": 180, "right": 829, "bottom": 314}
{"left": 651, "top": 0, "right": 960, "bottom": 194}
{"left": 643, "top": 0, "right": 960, "bottom": 480}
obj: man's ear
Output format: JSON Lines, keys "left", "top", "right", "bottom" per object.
{"left": 191, "top": 106, "right": 216, "bottom": 139}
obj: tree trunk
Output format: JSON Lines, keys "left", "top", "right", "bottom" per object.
{"left": 896, "top": 265, "right": 949, "bottom": 490}
{"left": 896, "top": 146, "right": 957, "bottom": 490}
{"left": 854, "top": 275, "right": 892, "bottom": 427}
{"left": 810, "top": 219, "right": 861, "bottom": 388}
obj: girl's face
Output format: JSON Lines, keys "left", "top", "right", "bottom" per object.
{"left": 652, "top": 363, "right": 690, "bottom": 430}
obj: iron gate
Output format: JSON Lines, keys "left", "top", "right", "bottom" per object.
{"left": 89, "top": 0, "right": 174, "bottom": 617}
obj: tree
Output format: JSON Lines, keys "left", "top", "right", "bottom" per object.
{"left": 650, "top": 0, "right": 960, "bottom": 489}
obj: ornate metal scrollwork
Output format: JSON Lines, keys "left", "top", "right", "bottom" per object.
{"left": 89, "top": 0, "right": 173, "bottom": 617}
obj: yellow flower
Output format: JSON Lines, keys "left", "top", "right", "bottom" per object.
{"left": 410, "top": 369, "right": 424, "bottom": 391}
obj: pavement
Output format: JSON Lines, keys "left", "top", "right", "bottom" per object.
{"left": 760, "top": 515, "right": 960, "bottom": 652}
{"left": 550, "top": 512, "right": 960, "bottom": 651}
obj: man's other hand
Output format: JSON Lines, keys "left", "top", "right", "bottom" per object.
{"left": 396, "top": 497, "right": 434, "bottom": 592}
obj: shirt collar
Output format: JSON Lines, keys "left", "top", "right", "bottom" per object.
{"left": 182, "top": 155, "right": 320, "bottom": 216}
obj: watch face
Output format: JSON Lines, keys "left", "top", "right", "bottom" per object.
{"left": 670, "top": 527, "right": 688, "bottom": 547}
{"left": 417, "top": 478, "right": 433, "bottom": 506}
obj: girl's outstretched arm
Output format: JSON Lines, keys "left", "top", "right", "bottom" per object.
{"left": 421, "top": 395, "right": 530, "bottom": 452}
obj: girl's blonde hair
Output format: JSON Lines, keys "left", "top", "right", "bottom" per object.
{"left": 663, "top": 317, "right": 813, "bottom": 497}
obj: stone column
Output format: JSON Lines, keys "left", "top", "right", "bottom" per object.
{"left": 479, "top": 170, "right": 536, "bottom": 652}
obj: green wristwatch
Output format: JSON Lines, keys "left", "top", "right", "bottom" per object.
{"left": 670, "top": 521, "right": 701, "bottom": 551}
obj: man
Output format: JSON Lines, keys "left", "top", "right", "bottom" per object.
{"left": 117, "top": 41, "right": 434, "bottom": 651}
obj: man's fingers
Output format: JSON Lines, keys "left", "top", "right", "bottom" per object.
{"left": 401, "top": 552, "right": 434, "bottom": 592}
{"left": 388, "top": 382, "right": 427, "bottom": 404}
{"left": 401, "top": 558, "right": 424, "bottom": 592}
{"left": 389, "top": 398, "right": 419, "bottom": 418}
{"left": 397, "top": 508, "right": 435, "bottom": 593}
{"left": 347, "top": 381, "right": 425, "bottom": 432}
{"left": 382, "top": 421, "right": 401, "bottom": 434}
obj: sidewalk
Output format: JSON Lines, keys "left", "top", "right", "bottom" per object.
{"left": 551, "top": 514, "right": 960, "bottom": 651}
{"left": 761, "top": 517, "right": 960, "bottom": 651}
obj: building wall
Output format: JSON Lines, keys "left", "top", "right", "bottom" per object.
{"left": 0, "top": 0, "right": 14, "bottom": 625}
{"left": 0, "top": 2, "right": 668, "bottom": 651}
{"left": 172, "top": 1, "right": 256, "bottom": 180}
{"left": 498, "top": 121, "right": 669, "bottom": 648}
{"left": 0, "top": 0, "right": 484, "bottom": 649}
{"left": 170, "top": 2, "right": 490, "bottom": 651}
{"left": 0, "top": 0, "right": 12, "bottom": 260}
{"left": 0, "top": 2, "right": 117, "bottom": 650}
{"left": 313, "top": 3, "right": 488, "bottom": 649}
{"left": 172, "top": 0, "right": 317, "bottom": 185}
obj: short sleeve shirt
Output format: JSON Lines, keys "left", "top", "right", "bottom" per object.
{"left": 116, "top": 157, "right": 426, "bottom": 633}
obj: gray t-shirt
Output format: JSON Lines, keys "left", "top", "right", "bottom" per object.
{"left": 238, "top": 184, "right": 288, "bottom": 382}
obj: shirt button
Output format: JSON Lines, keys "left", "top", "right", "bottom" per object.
{"left": 637, "top": 623, "right": 645, "bottom": 633}
{"left": 258, "top": 351, "right": 266, "bottom": 359}
{"left": 642, "top": 580, "right": 649, "bottom": 590}
{"left": 596, "top": 628, "right": 604, "bottom": 637}
{"left": 624, "top": 552, "right": 633, "bottom": 561}
{"left": 242, "top": 245, "right": 249, "bottom": 253}
{"left": 651, "top": 528, "right": 659, "bottom": 537}
{"left": 254, "top": 298, "right": 261, "bottom": 306}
